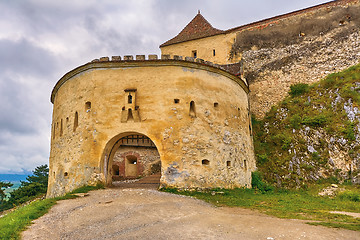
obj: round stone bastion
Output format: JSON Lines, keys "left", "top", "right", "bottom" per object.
{"left": 47, "top": 55, "right": 256, "bottom": 198}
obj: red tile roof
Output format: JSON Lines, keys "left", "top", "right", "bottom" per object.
{"left": 160, "top": 12, "right": 224, "bottom": 47}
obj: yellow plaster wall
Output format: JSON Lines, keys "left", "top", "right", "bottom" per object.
{"left": 47, "top": 60, "right": 254, "bottom": 197}
{"left": 160, "top": 32, "right": 239, "bottom": 64}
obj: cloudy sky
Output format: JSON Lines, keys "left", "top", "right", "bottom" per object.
{"left": 0, "top": 0, "right": 330, "bottom": 174}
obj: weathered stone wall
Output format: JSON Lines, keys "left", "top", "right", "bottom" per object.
{"left": 47, "top": 56, "right": 254, "bottom": 197}
{"left": 160, "top": 32, "right": 239, "bottom": 65}
{"left": 231, "top": 1, "right": 360, "bottom": 118}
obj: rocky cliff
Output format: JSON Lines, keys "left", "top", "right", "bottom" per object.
{"left": 252, "top": 64, "right": 360, "bottom": 187}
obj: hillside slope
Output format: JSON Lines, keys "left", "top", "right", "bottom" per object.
{"left": 253, "top": 63, "right": 360, "bottom": 187}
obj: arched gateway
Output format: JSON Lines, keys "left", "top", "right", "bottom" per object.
{"left": 47, "top": 55, "right": 255, "bottom": 198}
{"left": 102, "top": 132, "right": 161, "bottom": 185}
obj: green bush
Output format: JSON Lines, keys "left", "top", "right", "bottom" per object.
{"left": 344, "top": 121, "right": 356, "bottom": 141}
{"left": 289, "top": 83, "right": 309, "bottom": 97}
{"left": 311, "top": 152, "right": 321, "bottom": 161}
{"left": 251, "top": 171, "right": 274, "bottom": 193}
{"left": 256, "top": 154, "right": 269, "bottom": 165}
{"left": 290, "top": 114, "right": 302, "bottom": 129}
{"left": 302, "top": 114, "right": 328, "bottom": 127}
{"left": 271, "top": 134, "right": 292, "bottom": 150}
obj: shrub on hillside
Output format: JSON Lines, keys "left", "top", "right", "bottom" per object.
{"left": 289, "top": 83, "right": 309, "bottom": 97}
{"left": 302, "top": 114, "right": 328, "bottom": 127}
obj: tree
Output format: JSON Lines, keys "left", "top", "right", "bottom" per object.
{"left": 8, "top": 164, "right": 49, "bottom": 206}
{"left": 21, "top": 164, "right": 49, "bottom": 187}
{"left": 0, "top": 181, "right": 13, "bottom": 203}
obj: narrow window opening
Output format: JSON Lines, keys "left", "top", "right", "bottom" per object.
{"left": 113, "top": 165, "right": 120, "bottom": 175}
{"left": 66, "top": 117, "right": 69, "bottom": 122}
{"left": 53, "top": 124, "right": 56, "bottom": 139}
{"left": 213, "top": 49, "right": 216, "bottom": 56}
{"left": 189, "top": 101, "right": 196, "bottom": 118}
{"left": 244, "top": 160, "right": 247, "bottom": 170}
{"left": 127, "top": 155, "right": 137, "bottom": 165}
{"left": 85, "top": 101, "right": 91, "bottom": 112}
{"left": 53, "top": 172, "right": 55, "bottom": 176}
{"left": 202, "top": 159, "right": 210, "bottom": 165}
{"left": 128, "top": 93, "right": 133, "bottom": 104}
{"left": 128, "top": 109, "right": 134, "bottom": 121}
{"left": 214, "top": 102, "right": 219, "bottom": 108}
{"left": 227, "top": 161, "right": 231, "bottom": 167}
{"left": 60, "top": 119, "right": 63, "bottom": 137}
{"left": 174, "top": 99, "right": 180, "bottom": 104}
{"left": 192, "top": 50, "right": 197, "bottom": 58}
{"left": 73, "top": 112, "right": 78, "bottom": 132}
{"left": 64, "top": 172, "right": 68, "bottom": 177}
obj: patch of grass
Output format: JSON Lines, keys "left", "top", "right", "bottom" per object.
{"left": 338, "top": 190, "right": 360, "bottom": 202}
{"left": 0, "top": 198, "right": 56, "bottom": 240}
{"left": 0, "top": 184, "right": 104, "bottom": 240}
{"left": 69, "top": 183, "right": 104, "bottom": 194}
{"left": 162, "top": 184, "right": 360, "bottom": 232}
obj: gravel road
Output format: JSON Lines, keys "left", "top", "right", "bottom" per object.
{"left": 22, "top": 188, "right": 359, "bottom": 240}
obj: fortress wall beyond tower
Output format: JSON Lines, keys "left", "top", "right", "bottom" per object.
{"left": 160, "top": 32, "right": 239, "bottom": 65}
{"left": 47, "top": 56, "right": 254, "bottom": 197}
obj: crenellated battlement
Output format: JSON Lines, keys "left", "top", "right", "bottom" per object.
{"left": 51, "top": 54, "right": 248, "bottom": 104}
{"left": 90, "top": 54, "right": 227, "bottom": 71}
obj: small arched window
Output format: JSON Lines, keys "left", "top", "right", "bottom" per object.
{"left": 189, "top": 101, "right": 196, "bottom": 118}
{"left": 73, "top": 112, "right": 78, "bottom": 132}
{"left": 128, "top": 93, "right": 133, "bottom": 104}
{"left": 60, "top": 119, "right": 63, "bottom": 137}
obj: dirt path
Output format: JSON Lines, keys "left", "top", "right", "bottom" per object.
{"left": 22, "top": 188, "right": 359, "bottom": 240}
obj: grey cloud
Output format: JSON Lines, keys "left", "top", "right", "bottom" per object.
{"left": 0, "top": 76, "right": 38, "bottom": 135}
{"left": 0, "top": 39, "right": 58, "bottom": 76}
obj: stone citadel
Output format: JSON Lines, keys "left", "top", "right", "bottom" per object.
{"left": 48, "top": 0, "right": 360, "bottom": 197}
